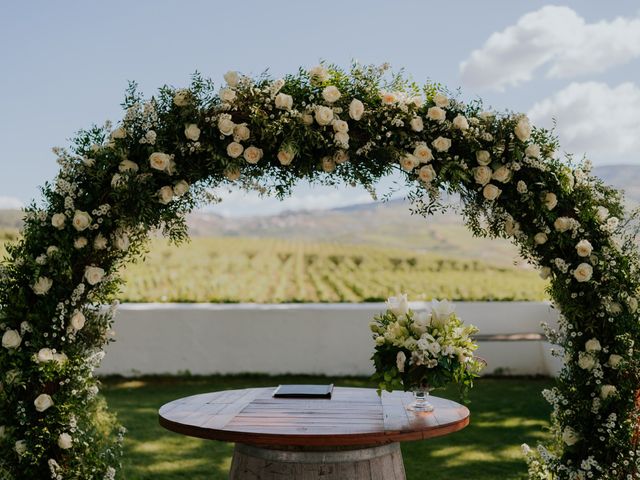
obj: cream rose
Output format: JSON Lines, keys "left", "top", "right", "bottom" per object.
{"left": 474, "top": 166, "right": 492, "bottom": 185}
{"left": 84, "top": 266, "right": 105, "bottom": 286}
{"left": 111, "top": 127, "right": 126, "bottom": 140}
{"left": 70, "top": 311, "right": 86, "bottom": 331}
{"left": 380, "top": 91, "right": 397, "bottom": 105}
{"left": 332, "top": 119, "right": 349, "bottom": 133}
{"left": 514, "top": 116, "right": 531, "bottom": 142}
{"left": 427, "top": 106, "right": 446, "bottom": 121}
{"left": 51, "top": 213, "right": 66, "bottom": 230}
{"left": 219, "top": 87, "right": 236, "bottom": 103}
{"left": 72, "top": 210, "right": 92, "bottom": 232}
{"left": 173, "top": 180, "right": 189, "bottom": 197}
{"left": 578, "top": 352, "right": 596, "bottom": 370}
{"left": 2, "top": 330, "right": 21, "bottom": 349}
{"left": 419, "top": 165, "right": 436, "bottom": 183}
{"left": 322, "top": 85, "right": 341, "bottom": 103}
{"left": 432, "top": 136, "right": 451, "bottom": 152}
{"left": 111, "top": 173, "right": 124, "bottom": 189}
{"left": 302, "top": 113, "right": 314, "bottom": 126}
{"left": 576, "top": 240, "right": 593, "bottom": 257}
{"left": 32, "top": 277, "right": 53, "bottom": 295}
{"left": 14, "top": 440, "right": 27, "bottom": 456}
{"left": 74, "top": 237, "right": 88, "bottom": 249}
{"left": 574, "top": 263, "right": 593, "bottom": 282}
{"left": 119, "top": 159, "right": 139, "bottom": 172}
{"left": 349, "top": 99, "right": 364, "bottom": 120}
{"left": 244, "top": 146, "right": 263, "bottom": 164}
{"left": 93, "top": 234, "right": 107, "bottom": 250}
{"left": 275, "top": 93, "right": 293, "bottom": 110}
{"left": 334, "top": 131, "right": 349, "bottom": 147}
{"left": 554, "top": 217, "right": 572, "bottom": 232}
{"left": 218, "top": 115, "right": 235, "bottom": 136}
{"left": 224, "top": 166, "right": 241, "bottom": 181}
{"left": 149, "top": 152, "right": 171, "bottom": 171}
{"left": 629, "top": 297, "right": 639, "bottom": 313}
{"left": 223, "top": 70, "right": 240, "bottom": 87}
{"left": 184, "top": 124, "right": 201, "bottom": 141}
{"left": 608, "top": 354, "right": 623, "bottom": 368}
{"left": 309, "top": 65, "right": 329, "bottom": 83}
{"left": 409, "top": 116, "right": 424, "bottom": 132}
{"left": 413, "top": 144, "right": 433, "bottom": 163}
{"left": 37, "top": 348, "right": 54, "bottom": 363}
{"left": 600, "top": 385, "right": 617, "bottom": 400}
{"left": 400, "top": 154, "right": 417, "bottom": 172}
{"left": 585, "top": 338, "right": 601, "bottom": 352}
{"left": 596, "top": 206, "right": 609, "bottom": 222}
{"left": 113, "top": 231, "right": 130, "bottom": 251}
{"left": 492, "top": 166, "right": 511, "bottom": 183}
{"left": 277, "top": 149, "right": 295, "bottom": 166}
{"left": 562, "top": 427, "right": 579, "bottom": 446}
{"left": 476, "top": 150, "right": 491, "bottom": 166}
{"left": 483, "top": 184, "right": 502, "bottom": 201}
{"left": 396, "top": 351, "right": 406, "bottom": 373}
{"left": 226, "top": 142, "right": 244, "bottom": 158}
{"left": 233, "top": 123, "right": 250, "bottom": 142}
{"left": 34, "top": 393, "right": 53, "bottom": 412}
{"left": 322, "top": 156, "right": 336, "bottom": 173}
{"left": 334, "top": 150, "right": 349, "bottom": 164}
{"left": 452, "top": 114, "right": 469, "bottom": 130}
{"left": 433, "top": 92, "right": 449, "bottom": 108}
{"left": 173, "top": 89, "right": 189, "bottom": 106}
{"left": 525, "top": 144, "right": 541, "bottom": 159}
{"left": 505, "top": 218, "right": 520, "bottom": 236}
{"left": 314, "top": 106, "right": 334, "bottom": 126}
{"left": 158, "top": 186, "right": 174, "bottom": 204}
{"left": 544, "top": 192, "right": 558, "bottom": 210}
{"left": 534, "top": 233, "right": 548, "bottom": 245}
{"left": 58, "top": 433, "right": 73, "bottom": 449}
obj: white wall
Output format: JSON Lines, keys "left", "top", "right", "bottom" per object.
{"left": 98, "top": 302, "right": 562, "bottom": 377}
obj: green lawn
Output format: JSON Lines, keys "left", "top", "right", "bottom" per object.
{"left": 102, "top": 375, "right": 552, "bottom": 480}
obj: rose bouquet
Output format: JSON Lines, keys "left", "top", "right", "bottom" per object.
{"left": 370, "top": 294, "right": 484, "bottom": 411}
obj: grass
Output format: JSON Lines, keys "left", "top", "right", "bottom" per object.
{"left": 102, "top": 375, "right": 553, "bottom": 480}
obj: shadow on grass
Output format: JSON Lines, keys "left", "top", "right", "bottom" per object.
{"left": 102, "top": 375, "right": 552, "bottom": 480}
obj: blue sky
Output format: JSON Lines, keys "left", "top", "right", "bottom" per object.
{"left": 1, "top": 1, "right": 639, "bottom": 215}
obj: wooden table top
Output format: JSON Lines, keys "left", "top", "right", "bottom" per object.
{"left": 159, "top": 387, "right": 470, "bottom": 447}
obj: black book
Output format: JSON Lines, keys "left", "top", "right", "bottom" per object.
{"left": 272, "top": 384, "right": 334, "bottom": 399}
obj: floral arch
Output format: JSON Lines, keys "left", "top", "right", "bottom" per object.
{"left": 0, "top": 63, "right": 639, "bottom": 479}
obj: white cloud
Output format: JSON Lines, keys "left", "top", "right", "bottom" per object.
{"left": 528, "top": 82, "right": 640, "bottom": 163}
{"left": 0, "top": 196, "right": 23, "bottom": 209}
{"left": 460, "top": 6, "right": 640, "bottom": 91}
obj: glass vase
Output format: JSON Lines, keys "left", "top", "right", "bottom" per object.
{"left": 407, "top": 386, "right": 434, "bottom": 412}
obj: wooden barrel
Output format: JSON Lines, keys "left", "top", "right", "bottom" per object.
{"left": 229, "top": 442, "right": 406, "bottom": 480}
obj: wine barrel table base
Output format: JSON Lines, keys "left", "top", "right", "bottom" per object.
{"left": 159, "top": 387, "right": 470, "bottom": 479}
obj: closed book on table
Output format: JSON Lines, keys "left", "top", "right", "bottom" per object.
{"left": 273, "top": 384, "right": 334, "bottom": 399}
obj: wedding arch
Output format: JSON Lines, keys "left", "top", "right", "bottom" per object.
{"left": 0, "top": 63, "right": 638, "bottom": 479}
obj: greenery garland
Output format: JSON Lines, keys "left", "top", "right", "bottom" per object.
{"left": 0, "top": 62, "right": 639, "bottom": 479}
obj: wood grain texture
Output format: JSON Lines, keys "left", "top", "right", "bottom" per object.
{"left": 159, "top": 387, "right": 469, "bottom": 447}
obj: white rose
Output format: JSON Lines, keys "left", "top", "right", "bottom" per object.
{"left": 505, "top": 218, "right": 520, "bottom": 236}
{"left": 225, "top": 127, "right": 247, "bottom": 146}
{"left": 315, "top": 106, "right": 334, "bottom": 126}
{"left": 427, "top": 106, "right": 446, "bottom": 122}
{"left": 540, "top": 267, "right": 552, "bottom": 280}
{"left": 578, "top": 352, "right": 596, "bottom": 370}
{"left": 334, "top": 150, "right": 349, "bottom": 164}
{"left": 576, "top": 240, "right": 593, "bottom": 257}
{"left": 585, "top": 338, "right": 601, "bottom": 353}
{"left": 544, "top": 192, "right": 558, "bottom": 211}
{"left": 514, "top": 116, "right": 531, "bottom": 142}
{"left": 37, "top": 348, "right": 54, "bottom": 363}
{"left": 223, "top": 70, "right": 240, "bottom": 87}
{"left": 51, "top": 213, "right": 66, "bottom": 230}
{"left": 14, "top": 440, "right": 27, "bottom": 456}
{"left": 2, "top": 330, "right": 21, "bottom": 349}
{"left": 320, "top": 156, "right": 335, "bottom": 173}
{"left": 224, "top": 166, "right": 241, "bottom": 181}
{"left": 396, "top": 351, "right": 407, "bottom": 373}
{"left": 302, "top": 113, "right": 314, "bottom": 126}
{"left": 84, "top": 266, "right": 105, "bottom": 286}
{"left": 562, "top": 427, "right": 579, "bottom": 446}
{"left": 629, "top": 297, "right": 638, "bottom": 313}
{"left": 608, "top": 354, "right": 623, "bottom": 368}
{"left": 400, "top": 154, "right": 418, "bottom": 172}
{"left": 53, "top": 352, "right": 67, "bottom": 365}
{"left": 275, "top": 93, "right": 293, "bottom": 110}
{"left": 419, "top": 165, "right": 436, "bottom": 183}
{"left": 554, "top": 217, "right": 572, "bottom": 232}
{"left": 173, "top": 89, "right": 189, "bottom": 106}
{"left": 119, "top": 160, "right": 139, "bottom": 172}
{"left": 525, "top": 144, "right": 541, "bottom": 159}
{"left": 349, "top": 99, "right": 365, "bottom": 120}
{"left": 93, "top": 234, "right": 107, "bottom": 250}
{"left": 158, "top": 186, "right": 174, "bottom": 204}
{"left": 492, "top": 166, "right": 511, "bottom": 183}
{"left": 413, "top": 144, "right": 433, "bottom": 163}
{"left": 380, "top": 91, "right": 397, "bottom": 105}
{"left": 270, "top": 78, "right": 285, "bottom": 94}
{"left": 432, "top": 136, "right": 451, "bottom": 152}
{"left": 226, "top": 141, "right": 244, "bottom": 158}
{"left": 111, "top": 127, "right": 126, "bottom": 140}
{"left": 173, "top": 180, "right": 189, "bottom": 197}
{"left": 58, "top": 433, "right": 73, "bottom": 449}
{"left": 483, "top": 184, "right": 501, "bottom": 201}
{"left": 34, "top": 393, "right": 53, "bottom": 412}
{"left": 70, "top": 311, "right": 86, "bottom": 331}
{"left": 433, "top": 92, "right": 449, "bottom": 108}
{"left": 113, "top": 231, "right": 130, "bottom": 251}
{"left": 277, "top": 149, "right": 295, "bottom": 166}
{"left": 534, "top": 233, "right": 548, "bottom": 245}
{"left": 220, "top": 87, "right": 236, "bottom": 103}
{"left": 410, "top": 116, "right": 424, "bottom": 132}
{"left": 218, "top": 116, "right": 235, "bottom": 136}
{"left": 334, "top": 131, "right": 349, "bottom": 147}
{"left": 184, "top": 124, "right": 201, "bottom": 141}
{"left": 600, "top": 385, "right": 617, "bottom": 400}
{"left": 74, "top": 237, "right": 88, "bottom": 249}
{"left": 474, "top": 166, "right": 492, "bottom": 185}
{"left": 386, "top": 294, "right": 409, "bottom": 317}
{"left": 452, "top": 114, "right": 469, "bottom": 130}
{"left": 309, "top": 65, "right": 329, "bottom": 83}
{"left": 596, "top": 206, "right": 609, "bottom": 222}
{"left": 332, "top": 119, "right": 349, "bottom": 133}
{"left": 322, "top": 86, "right": 341, "bottom": 103}
{"left": 476, "top": 150, "right": 491, "bottom": 166}
{"left": 72, "top": 210, "right": 92, "bottom": 232}
{"left": 111, "top": 173, "right": 124, "bottom": 189}
{"left": 149, "top": 152, "right": 171, "bottom": 171}
{"left": 244, "top": 146, "right": 263, "bottom": 164}
{"left": 32, "top": 277, "right": 53, "bottom": 295}
{"left": 430, "top": 299, "right": 455, "bottom": 328}
{"left": 574, "top": 263, "right": 593, "bottom": 283}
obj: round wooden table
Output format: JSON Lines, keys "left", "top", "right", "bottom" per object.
{"left": 159, "top": 386, "right": 469, "bottom": 480}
